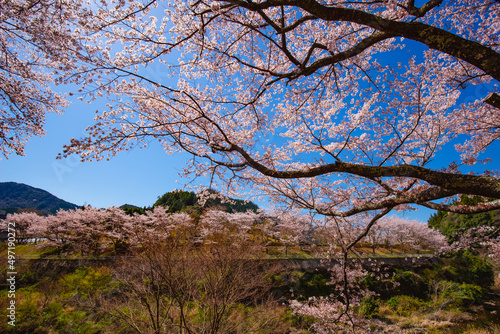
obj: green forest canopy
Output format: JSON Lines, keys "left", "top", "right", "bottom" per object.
{"left": 153, "top": 190, "right": 259, "bottom": 214}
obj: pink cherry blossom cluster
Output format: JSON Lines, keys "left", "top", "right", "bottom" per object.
{"left": 198, "top": 209, "right": 262, "bottom": 244}
{"left": 369, "top": 216, "right": 449, "bottom": 253}
{"left": 0, "top": 0, "right": 98, "bottom": 157}
{"left": 450, "top": 225, "right": 500, "bottom": 259}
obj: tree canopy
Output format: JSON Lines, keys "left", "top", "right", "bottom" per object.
{"left": 153, "top": 189, "right": 259, "bottom": 213}
{"left": 44, "top": 0, "right": 499, "bottom": 217}
{"left": 2, "top": 1, "right": 500, "bottom": 247}
{"left": 154, "top": 190, "right": 198, "bottom": 213}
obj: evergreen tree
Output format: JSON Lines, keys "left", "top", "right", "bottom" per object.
{"left": 428, "top": 196, "right": 499, "bottom": 242}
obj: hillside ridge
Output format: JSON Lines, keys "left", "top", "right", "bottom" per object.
{"left": 0, "top": 182, "right": 79, "bottom": 215}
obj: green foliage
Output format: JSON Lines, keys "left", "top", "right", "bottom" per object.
{"left": 55, "top": 309, "right": 107, "bottom": 334}
{"left": 120, "top": 204, "right": 148, "bottom": 215}
{"left": 431, "top": 251, "right": 494, "bottom": 289}
{"left": 427, "top": 195, "right": 499, "bottom": 243}
{"left": 387, "top": 295, "right": 428, "bottom": 316}
{"left": 392, "top": 270, "right": 428, "bottom": 299}
{"left": 434, "top": 281, "right": 485, "bottom": 309}
{"left": 360, "top": 296, "right": 380, "bottom": 319}
{"left": 299, "top": 272, "right": 331, "bottom": 298}
{"left": 428, "top": 210, "right": 448, "bottom": 231}
{"left": 5, "top": 298, "right": 43, "bottom": 334}
{"left": 284, "top": 308, "right": 318, "bottom": 330}
{"left": 270, "top": 270, "right": 333, "bottom": 301}
{"left": 18, "top": 268, "right": 39, "bottom": 288}
{"left": 0, "top": 280, "right": 108, "bottom": 334}
{"left": 154, "top": 189, "right": 259, "bottom": 213}
{"left": 369, "top": 251, "right": 494, "bottom": 321}
{"left": 59, "top": 266, "right": 114, "bottom": 298}
{"left": 154, "top": 190, "right": 198, "bottom": 212}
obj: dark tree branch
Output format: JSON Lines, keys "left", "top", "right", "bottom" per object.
{"left": 420, "top": 199, "right": 500, "bottom": 213}
{"left": 228, "top": 143, "right": 500, "bottom": 199}
{"left": 225, "top": 0, "right": 500, "bottom": 82}
{"left": 485, "top": 92, "right": 500, "bottom": 109}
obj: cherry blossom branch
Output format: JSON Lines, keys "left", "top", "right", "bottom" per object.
{"left": 229, "top": 144, "right": 500, "bottom": 199}
{"left": 346, "top": 208, "right": 392, "bottom": 250}
{"left": 228, "top": 0, "right": 500, "bottom": 82}
{"left": 420, "top": 199, "right": 500, "bottom": 214}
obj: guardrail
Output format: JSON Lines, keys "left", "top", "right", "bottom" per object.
{"left": 11, "top": 254, "right": 441, "bottom": 272}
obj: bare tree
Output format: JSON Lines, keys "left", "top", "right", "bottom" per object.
{"left": 90, "top": 223, "right": 279, "bottom": 334}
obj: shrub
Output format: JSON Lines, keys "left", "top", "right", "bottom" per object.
{"left": 360, "top": 296, "right": 379, "bottom": 319}
{"left": 433, "top": 281, "right": 485, "bottom": 309}
{"left": 58, "top": 266, "right": 114, "bottom": 299}
{"left": 392, "top": 270, "right": 428, "bottom": 299}
{"left": 439, "top": 251, "right": 494, "bottom": 289}
{"left": 269, "top": 270, "right": 333, "bottom": 300}
{"left": 300, "top": 272, "right": 331, "bottom": 298}
{"left": 387, "top": 295, "right": 428, "bottom": 316}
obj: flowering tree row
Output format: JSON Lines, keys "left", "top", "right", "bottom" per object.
{"left": 4, "top": 207, "right": 457, "bottom": 333}
{"left": 3, "top": 207, "right": 449, "bottom": 254}
{"left": 3, "top": 207, "right": 263, "bottom": 254}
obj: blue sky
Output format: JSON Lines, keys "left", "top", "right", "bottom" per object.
{"left": 0, "top": 94, "right": 194, "bottom": 209}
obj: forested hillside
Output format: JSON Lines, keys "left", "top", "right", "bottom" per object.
{"left": 0, "top": 182, "right": 78, "bottom": 215}
{"left": 153, "top": 189, "right": 259, "bottom": 214}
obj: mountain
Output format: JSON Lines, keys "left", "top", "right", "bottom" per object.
{"left": 0, "top": 182, "right": 79, "bottom": 215}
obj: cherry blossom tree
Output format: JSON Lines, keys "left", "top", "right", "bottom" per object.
{"left": 0, "top": 0, "right": 98, "bottom": 157}
{"left": 363, "top": 220, "right": 385, "bottom": 255}
{"left": 38, "top": 210, "right": 72, "bottom": 252}
{"left": 4, "top": 211, "right": 44, "bottom": 243}
{"left": 54, "top": 0, "right": 500, "bottom": 219}
{"left": 101, "top": 206, "right": 135, "bottom": 253}
{"left": 291, "top": 214, "right": 386, "bottom": 332}
{"left": 289, "top": 260, "right": 377, "bottom": 333}
{"left": 35, "top": 207, "right": 107, "bottom": 255}
{"left": 198, "top": 209, "right": 262, "bottom": 246}
{"left": 375, "top": 216, "right": 448, "bottom": 253}
{"left": 268, "top": 211, "right": 313, "bottom": 256}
